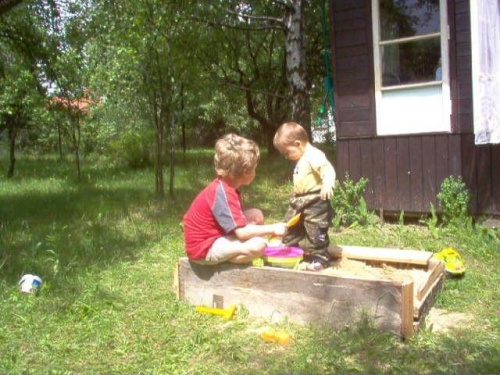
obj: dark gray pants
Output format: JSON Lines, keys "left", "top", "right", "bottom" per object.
{"left": 282, "top": 192, "right": 333, "bottom": 263}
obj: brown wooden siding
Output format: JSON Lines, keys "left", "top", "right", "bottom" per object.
{"left": 330, "top": 0, "right": 375, "bottom": 139}
{"left": 334, "top": 142, "right": 500, "bottom": 216}
{"left": 450, "top": 0, "right": 474, "bottom": 133}
{"left": 462, "top": 139, "right": 500, "bottom": 216}
{"left": 330, "top": 0, "right": 500, "bottom": 216}
{"left": 336, "top": 135, "right": 499, "bottom": 215}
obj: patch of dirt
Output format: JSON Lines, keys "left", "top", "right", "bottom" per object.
{"left": 425, "top": 308, "right": 475, "bottom": 333}
{"left": 481, "top": 217, "right": 500, "bottom": 229}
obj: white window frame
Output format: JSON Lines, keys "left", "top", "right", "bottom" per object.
{"left": 372, "top": 0, "right": 451, "bottom": 136}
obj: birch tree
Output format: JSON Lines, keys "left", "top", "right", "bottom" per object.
{"left": 194, "top": 0, "right": 312, "bottom": 139}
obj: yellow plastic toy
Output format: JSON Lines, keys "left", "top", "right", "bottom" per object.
{"left": 268, "top": 213, "right": 302, "bottom": 243}
{"left": 252, "top": 257, "right": 265, "bottom": 267}
{"left": 261, "top": 328, "right": 291, "bottom": 345}
{"left": 286, "top": 213, "right": 302, "bottom": 227}
{"left": 433, "top": 247, "right": 465, "bottom": 277}
{"left": 195, "top": 305, "right": 237, "bottom": 320}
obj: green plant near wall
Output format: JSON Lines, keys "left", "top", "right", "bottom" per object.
{"left": 420, "top": 203, "right": 439, "bottom": 239}
{"left": 331, "top": 174, "right": 373, "bottom": 229}
{"left": 437, "top": 175, "right": 471, "bottom": 224}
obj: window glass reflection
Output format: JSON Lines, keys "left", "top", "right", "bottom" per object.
{"left": 381, "top": 0, "right": 440, "bottom": 40}
{"left": 382, "top": 37, "right": 441, "bottom": 86}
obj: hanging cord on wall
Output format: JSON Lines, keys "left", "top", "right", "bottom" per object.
{"left": 321, "top": 0, "right": 335, "bottom": 116}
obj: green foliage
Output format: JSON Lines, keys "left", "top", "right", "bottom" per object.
{"left": 421, "top": 203, "right": 440, "bottom": 239}
{"left": 108, "top": 131, "right": 155, "bottom": 168}
{"left": 198, "top": 92, "right": 260, "bottom": 146}
{"left": 437, "top": 175, "right": 471, "bottom": 224}
{"left": 331, "top": 174, "right": 373, "bottom": 229}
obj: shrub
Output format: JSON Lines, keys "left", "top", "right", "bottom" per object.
{"left": 108, "top": 131, "right": 154, "bottom": 168}
{"left": 437, "top": 175, "right": 471, "bottom": 224}
{"left": 331, "top": 174, "right": 372, "bottom": 229}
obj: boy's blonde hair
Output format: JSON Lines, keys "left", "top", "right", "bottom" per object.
{"left": 273, "top": 122, "right": 309, "bottom": 149}
{"left": 214, "top": 134, "right": 260, "bottom": 178}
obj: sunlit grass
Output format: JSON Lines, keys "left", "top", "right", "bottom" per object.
{"left": 0, "top": 151, "right": 499, "bottom": 373}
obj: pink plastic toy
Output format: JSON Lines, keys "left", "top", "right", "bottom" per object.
{"left": 263, "top": 246, "right": 304, "bottom": 268}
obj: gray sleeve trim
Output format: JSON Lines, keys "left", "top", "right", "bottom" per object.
{"left": 212, "top": 181, "right": 237, "bottom": 233}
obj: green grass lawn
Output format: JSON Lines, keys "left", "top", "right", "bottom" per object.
{"left": 1, "top": 152, "right": 499, "bottom": 374}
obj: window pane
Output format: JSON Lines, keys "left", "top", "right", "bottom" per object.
{"left": 381, "top": 0, "right": 440, "bottom": 40}
{"left": 382, "top": 37, "right": 441, "bottom": 86}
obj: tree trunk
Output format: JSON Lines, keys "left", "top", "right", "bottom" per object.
{"left": 155, "top": 128, "right": 164, "bottom": 196}
{"left": 181, "top": 84, "right": 186, "bottom": 153}
{"left": 245, "top": 88, "right": 277, "bottom": 153}
{"left": 284, "top": 0, "right": 311, "bottom": 132}
{"left": 155, "top": 116, "right": 165, "bottom": 196}
{"left": 7, "top": 121, "right": 16, "bottom": 178}
{"left": 75, "top": 146, "right": 81, "bottom": 179}
{"left": 0, "top": 0, "right": 23, "bottom": 16}
{"left": 169, "top": 139, "right": 175, "bottom": 197}
{"left": 265, "top": 125, "right": 276, "bottom": 153}
{"left": 73, "top": 117, "right": 81, "bottom": 180}
{"left": 57, "top": 121, "right": 63, "bottom": 160}
{"left": 150, "top": 86, "right": 165, "bottom": 196}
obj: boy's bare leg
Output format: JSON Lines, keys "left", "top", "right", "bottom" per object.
{"left": 207, "top": 235, "right": 266, "bottom": 264}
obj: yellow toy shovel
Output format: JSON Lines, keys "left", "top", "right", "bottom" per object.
{"left": 268, "top": 213, "right": 301, "bottom": 243}
{"left": 286, "top": 213, "right": 302, "bottom": 227}
{"left": 195, "top": 305, "right": 237, "bottom": 320}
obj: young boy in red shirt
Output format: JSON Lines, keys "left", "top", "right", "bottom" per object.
{"left": 183, "top": 134, "right": 288, "bottom": 264}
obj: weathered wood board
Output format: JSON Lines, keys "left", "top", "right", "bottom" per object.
{"left": 176, "top": 246, "right": 444, "bottom": 338}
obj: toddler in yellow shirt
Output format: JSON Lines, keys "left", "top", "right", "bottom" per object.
{"left": 274, "top": 122, "right": 336, "bottom": 271}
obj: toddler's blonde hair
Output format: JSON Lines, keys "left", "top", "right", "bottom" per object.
{"left": 273, "top": 122, "right": 308, "bottom": 149}
{"left": 214, "top": 134, "right": 260, "bottom": 178}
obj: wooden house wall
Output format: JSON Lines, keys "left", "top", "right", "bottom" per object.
{"left": 448, "top": 0, "right": 500, "bottom": 216}
{"left": 330, "top": 0, "right": 375, "bottom": 139}
{"left": 330, "top": 0, "right": 500, "bottom": 216}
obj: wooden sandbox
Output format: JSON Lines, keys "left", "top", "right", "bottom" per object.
{"left": 175, "top": 245, "right": 444, "bottom": 338}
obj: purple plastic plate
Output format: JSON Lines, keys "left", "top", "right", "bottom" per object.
{"left": 264, "top": 246, "right": 303, "bottom": 258}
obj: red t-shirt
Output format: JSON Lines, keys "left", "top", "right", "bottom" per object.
{"left": 183, "top": 178, "right": 248, "bottom": 260}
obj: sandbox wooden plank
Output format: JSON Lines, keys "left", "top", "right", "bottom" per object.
{"left": 329, "top": 245, "right": 433, "bottom": 265}
{"left": 401, "top": 281, "right": 415, "bottom": 337}
{"left": 414, "top": 267, "right": 445, "bottom": 319}
{"left": 418, "top": 260, "right": 444, "bottom": 300}
{"left": 178, "top": 258, "right": 414, "bottom": 337}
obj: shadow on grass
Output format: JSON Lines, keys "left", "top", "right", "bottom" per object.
{"left": 0, "top": 152, "right": 292, "bottom": 297}
{"left": 0, "top": 155, "right": 217, "bottom": 291}
{"left": 0, "top": 188, "right": 152, "bottom": 285}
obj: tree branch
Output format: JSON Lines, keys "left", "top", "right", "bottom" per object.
{"left": 0, "top": 0, "right": 23, "bottom": 16}
{"left": 220, "top": 80, "right": 286, "bottom": 100}
{"left": 224, "top": 9, "right": 283, "bottom": 25}
{"left": 190, "top": 16, "right": 283, "bottom": 32}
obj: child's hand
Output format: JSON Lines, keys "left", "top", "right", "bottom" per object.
{"left": 320, "top": 183, "right": 334, "bottom": 200}
{"left": 273, "top": 223, "right": 288, "bottom": 236}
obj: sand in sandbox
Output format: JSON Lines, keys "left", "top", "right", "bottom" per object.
{"left": 318, "top": 258, "right": 430, "bottom": 289}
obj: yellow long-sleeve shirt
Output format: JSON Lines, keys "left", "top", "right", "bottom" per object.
{"left": 293, "top": 143, "right": 336, "bottom": 195}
